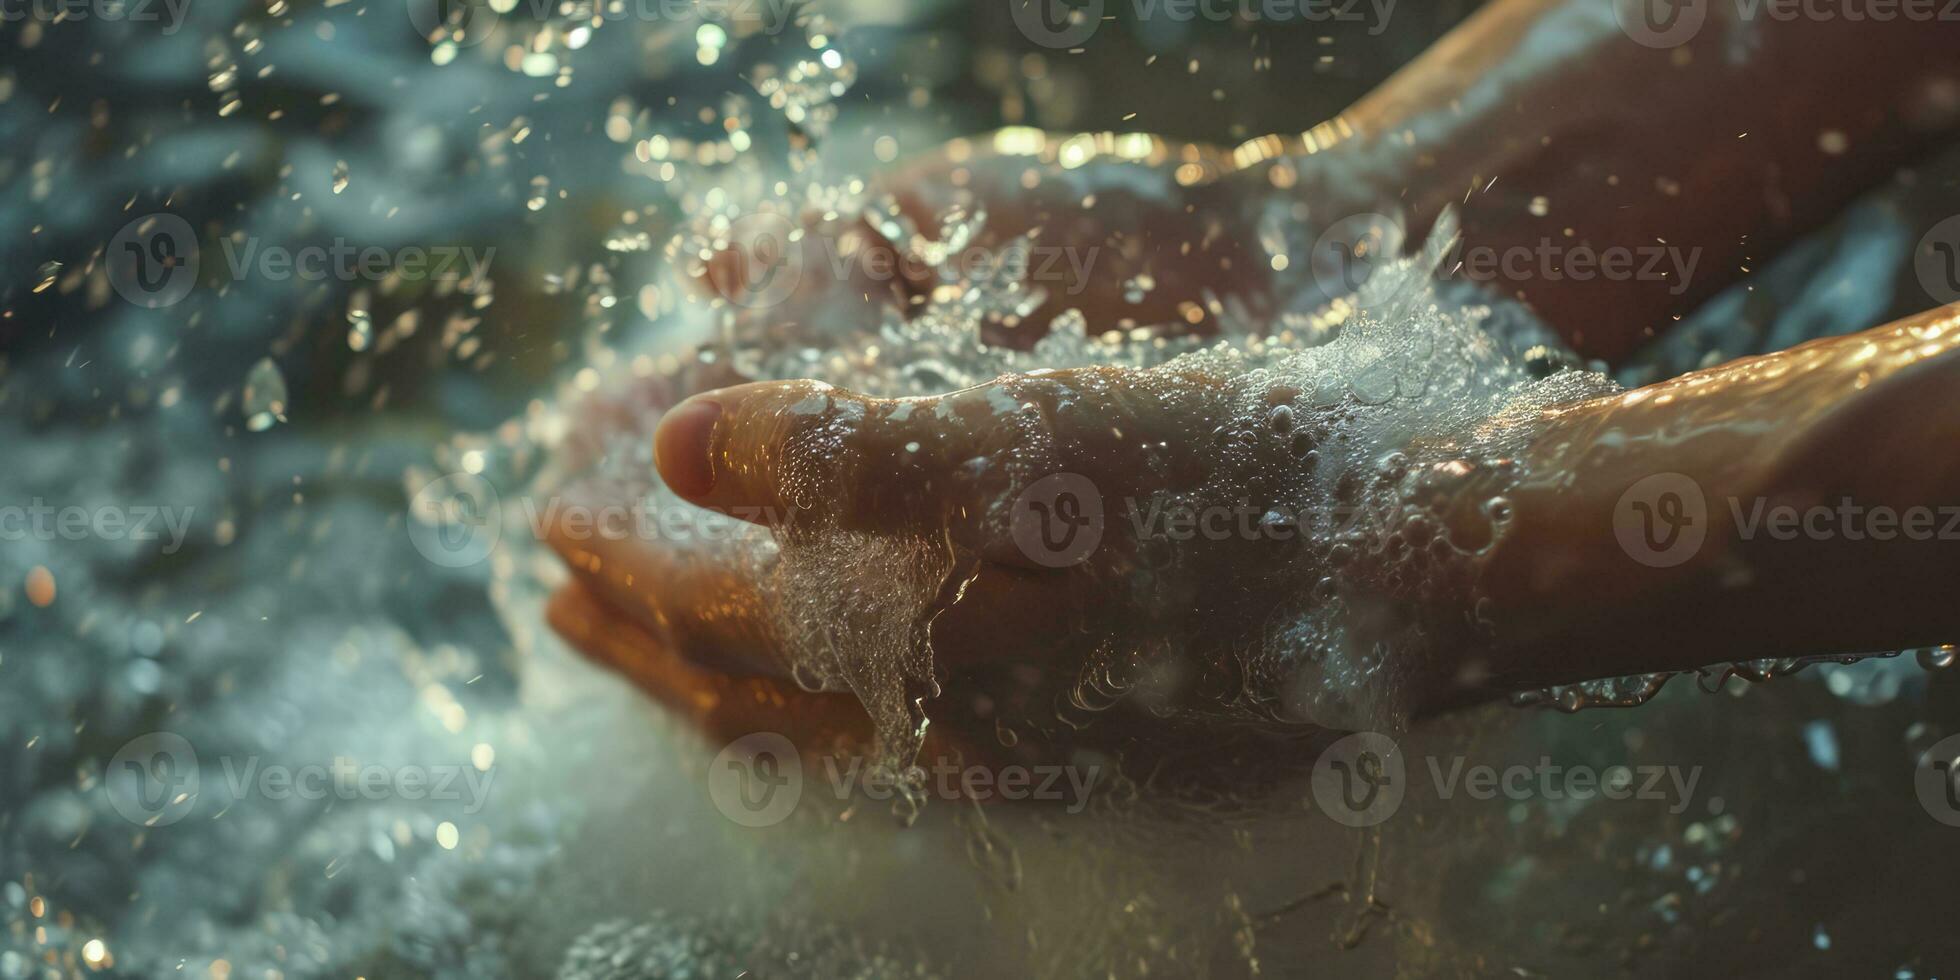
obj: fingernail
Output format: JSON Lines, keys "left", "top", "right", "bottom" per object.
{"left": 655, "top": 396, "right": 722, "bottom": 499}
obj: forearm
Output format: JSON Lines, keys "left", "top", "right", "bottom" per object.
{"left": 1456, "top": 304, "right": 1960, "bottom": 702}
{"left": 1298, "top": 0, "right": 1960, "bottom": 362}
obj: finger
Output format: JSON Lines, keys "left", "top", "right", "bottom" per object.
{"left": 544, "top": 478, "right": 1047, "bottom": 673}
{"left": 549, "top": 579, "right": 1021, "bottom": 772}
{"left": 541, "top": 486, "right": 783, "bottom": 677}
{"left": 546, "top": 580, "right": 877, "bottom": 748}
{"left": 652, "top": 365, "right": 1242, "bottom": 564}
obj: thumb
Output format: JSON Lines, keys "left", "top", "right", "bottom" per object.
{"left": 652, "top": 366, "right": 1239, "bottom": 565}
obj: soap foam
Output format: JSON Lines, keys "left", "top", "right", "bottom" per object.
{"left": 559, "top": 206, "right": 1621, "bottom": 800}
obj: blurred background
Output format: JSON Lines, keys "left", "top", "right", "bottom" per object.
{"left": 3, "top": 0, "right": 1959, "bottom": 976}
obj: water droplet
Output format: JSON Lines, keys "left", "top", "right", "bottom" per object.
{"left": 1268, "top": 403, "right": 1295, "bottom": 434}
{"left": 1486, "top": 497, "right": 1513, "bottom": 523}
{"left": 1916, "top": 645, "right": 1957, "bottom": 670}
{"left": 243, "top": 357, "right": 289, "bottom": 431}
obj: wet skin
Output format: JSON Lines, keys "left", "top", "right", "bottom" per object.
{"left": 548, "top": 303, "right": 1960, "bottom": 772}
{"left": 547, "top": 0, "right": 1960, "bottom": 755}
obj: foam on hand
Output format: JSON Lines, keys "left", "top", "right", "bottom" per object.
{"left": 554, "top": 205, "right": 1620, "bottom": 803}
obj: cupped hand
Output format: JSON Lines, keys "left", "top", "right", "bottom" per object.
{"left": 548, "top": 117, "right": 1960, "bottom": 778}
{"left": 691, "top": 128, "right": 1294, "bottom": 355}
{"left": 551, "top": 302, "right": 1960, "bottom": 765}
